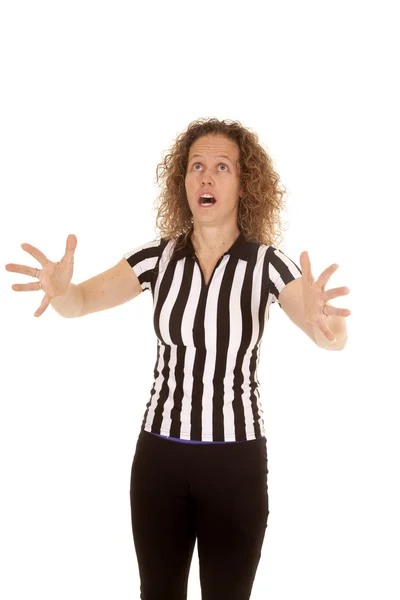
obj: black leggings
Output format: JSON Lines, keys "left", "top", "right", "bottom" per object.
{"left": 130, "top": 430, "right": 269, "bottom": 600}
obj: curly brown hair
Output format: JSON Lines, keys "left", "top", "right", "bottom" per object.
{"left": 153, "top": 117, "right": 288, "bottom": 253}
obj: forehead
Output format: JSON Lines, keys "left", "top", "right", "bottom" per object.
{"left": 188, "top": 134, "right": 239, "bottom": 161}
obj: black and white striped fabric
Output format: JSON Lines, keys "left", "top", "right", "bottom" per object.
{"left": 123, "top": 231, "right": 302, "bottom": 442}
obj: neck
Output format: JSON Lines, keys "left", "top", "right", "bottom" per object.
{"left": 190, "top": 224, "right": 241, "bottom": 258}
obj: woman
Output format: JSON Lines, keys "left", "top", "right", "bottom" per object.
{"left": 5, "top": 117, "right": 351, "bottom": 599}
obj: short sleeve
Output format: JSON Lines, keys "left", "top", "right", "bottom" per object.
{"left": 123, "top": 239, "right": 162, "bottom": 293}
{"left": 268, "top": 246, "right": 302, "bottom": 307}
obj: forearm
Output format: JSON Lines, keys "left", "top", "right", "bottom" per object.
{"left": 50, "top": 283, "right": 84, "bottom": 318}
{"left": 312, "top": 305, "right": 348, "bottom": 351}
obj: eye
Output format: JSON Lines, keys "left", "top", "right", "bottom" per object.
{"left": 192, "top": 163, "right": 228, "bottom": 171}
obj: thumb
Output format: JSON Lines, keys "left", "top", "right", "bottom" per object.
{"left": 65, "top": 234, "right": 77, "bottom": 259}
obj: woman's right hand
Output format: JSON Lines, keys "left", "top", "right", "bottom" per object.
{"left": 5, "top": 234, "right": 78, "bottom": 317}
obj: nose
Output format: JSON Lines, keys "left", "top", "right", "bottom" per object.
{"left": 201, "top": 169, "right": 215, "bottom": 185}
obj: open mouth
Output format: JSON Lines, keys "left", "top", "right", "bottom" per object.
{"left": 198, "top": 196, "right": 217, "bottom": 207}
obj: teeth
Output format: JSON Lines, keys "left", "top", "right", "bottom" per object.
{"left": 200, "top": 194, "right": 214, "bottom": 199}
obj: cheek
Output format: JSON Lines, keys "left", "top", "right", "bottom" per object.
{"left": 184, "top": 176, "right": 196, "bottom": 192}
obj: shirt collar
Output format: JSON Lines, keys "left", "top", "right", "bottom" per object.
{"left": 169, "top": 230, "right": 251, "bottom": 262}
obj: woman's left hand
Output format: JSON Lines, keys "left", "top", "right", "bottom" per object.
{"left": 299, "top": 251, "right": 351, "bottom": 341}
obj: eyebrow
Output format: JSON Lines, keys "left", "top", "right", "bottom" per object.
{"left": 189, "top": 154, "right": 234, "bottom": 164}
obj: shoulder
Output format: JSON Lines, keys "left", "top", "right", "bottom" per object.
{"left": 123, "top": 237, "right": 167, "bottom": 262}
{"left": 263, "top": 245, "right": 301, "bottom": 273}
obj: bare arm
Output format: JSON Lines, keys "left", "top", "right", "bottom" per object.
{"left": 51, "top": 258, "right": 142, "bottom": 318}
{"left": 50, "top": 283, "right": 84, "bottom": 318}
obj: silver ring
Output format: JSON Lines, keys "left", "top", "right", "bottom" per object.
{"left": 322, "top": 305, "right": 329, "bottom": 316}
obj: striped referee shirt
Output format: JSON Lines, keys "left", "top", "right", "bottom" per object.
{"left": 123, "top": 230, "right": 302, "bottom": 443}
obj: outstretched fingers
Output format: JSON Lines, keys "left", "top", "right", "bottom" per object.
{"left": 324, "top": 286, "right": 350, "bottom": 302}
{"left": 317, "top": 263, "right": 339, "bottom": 289}
{"left": 34, "top": 294, "right": 51, "bottom": 318}
{"left": 21, "top": 243, "right": 49, "bottom": 267}
{"left": 300, "top": 251, "right": 315, "bottom": 284}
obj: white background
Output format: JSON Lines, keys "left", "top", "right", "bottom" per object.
{"left": 1, "top": 1, "right": 399, "bottom": 599}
